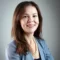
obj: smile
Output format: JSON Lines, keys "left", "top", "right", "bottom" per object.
{"left": 26, "top": 24, "right": 35, "bottom": 28}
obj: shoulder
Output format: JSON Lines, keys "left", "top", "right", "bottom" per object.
{"left": 7, "top": 40, "right": 16, "bottom": 53}
{"left": 5, "top": 40, "right": 20, "bottom": 60}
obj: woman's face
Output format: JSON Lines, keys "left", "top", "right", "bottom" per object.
{"left": 20, "top": 5, "right": 39, "bottom": 34}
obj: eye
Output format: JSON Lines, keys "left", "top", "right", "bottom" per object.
{"left": 23, "top": 15, "right": 28, "bottom": 18}
{"left": 33, "top": 15, "right": 37, "bottom": 18}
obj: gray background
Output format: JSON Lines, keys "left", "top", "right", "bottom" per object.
{"left": 0, "top": 0, "right": 60, "bottom": 60}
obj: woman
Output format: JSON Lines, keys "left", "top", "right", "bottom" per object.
{"left": 6, "top": 1, "right": 54, "bottom": 60}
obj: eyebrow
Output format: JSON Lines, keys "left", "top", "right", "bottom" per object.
{"left": 23, "top": 13, "right": 38, "bottom": 15}
{"left": 33, "top": 13, "right": 38, "bottom": 15}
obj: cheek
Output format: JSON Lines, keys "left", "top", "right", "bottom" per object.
{"left": 35, "top": 19, "right": 39, "bottom": 25}
{"left": 37, "top": 17, "right": 39, "bottom": 22}
{"left": 20, "top": 20, "right": 26, "bottom": 29}
{"left": 20, "top": 21, "right": 24, "bottom": 28}
{"left": 37, "top": 19, "right": 39, "bottom": 23}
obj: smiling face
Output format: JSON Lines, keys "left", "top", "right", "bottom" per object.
{"left": 20, "top": 5, "right": 39, "bottom": 35}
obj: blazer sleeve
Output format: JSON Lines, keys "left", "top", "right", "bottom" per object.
{"left": 40, "top": 40, "right": 54, "bottom": 60}
{"left": 5, "top": 41, "right": 21, "bottom": 60}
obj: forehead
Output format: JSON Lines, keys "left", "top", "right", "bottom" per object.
{"left": 24, "top": 5, "right": 38, "bottom": 14}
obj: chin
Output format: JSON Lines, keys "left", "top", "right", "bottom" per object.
{"left": 24, "top": 27, "right": 38, "bottom": 34}
{"left": 26, "top": 30, "right": 36, "bottom": 34}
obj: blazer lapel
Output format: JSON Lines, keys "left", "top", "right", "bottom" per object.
{"left": 36, "top": 39, "right": 45, "bottom": 60}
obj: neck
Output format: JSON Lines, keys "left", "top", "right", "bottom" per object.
{"left": 24, "top": 33, "right": 35, "bottom": 44}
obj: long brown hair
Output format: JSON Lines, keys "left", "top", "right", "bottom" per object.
{"left": 11, "top": 1, "right": 43, "bottom": 55}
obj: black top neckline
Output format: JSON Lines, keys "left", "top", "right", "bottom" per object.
{"left": 34, "top": 57, "right": 41, "bottom": 60}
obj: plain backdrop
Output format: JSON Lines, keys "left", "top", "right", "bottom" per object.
{"left": 0, "top": 0, "right": 60, "bottom": 60}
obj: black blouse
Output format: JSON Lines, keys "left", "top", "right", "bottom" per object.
{"left": 34, "top": 57, "right": 41, "bottom": 60}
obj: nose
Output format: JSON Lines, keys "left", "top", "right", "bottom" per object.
{"left": 27, "top": 16, "right": 33, "bottom": 23}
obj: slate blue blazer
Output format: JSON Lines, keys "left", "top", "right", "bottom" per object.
{"left": 5, "top": 38, "right": 54, "bottom": 60}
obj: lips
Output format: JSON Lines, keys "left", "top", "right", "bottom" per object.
{"left": 26, "top": 23, "right": 35, "bottom": 28}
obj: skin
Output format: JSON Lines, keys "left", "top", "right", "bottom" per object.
{"left": 20, "top": 5, "right": 40, "bottom": 59}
